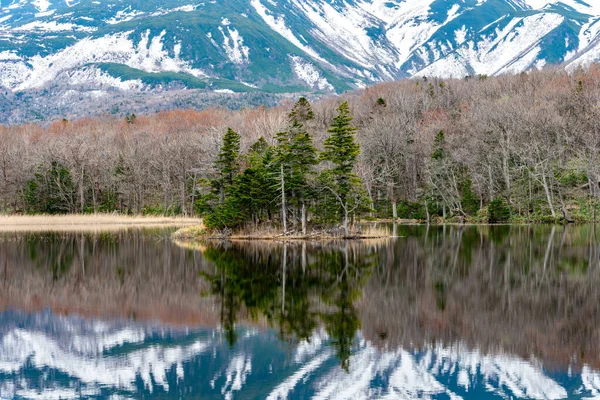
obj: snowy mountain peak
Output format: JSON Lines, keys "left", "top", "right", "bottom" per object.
{"left": 2, "top": 0, "right": 600, "bottom": 121}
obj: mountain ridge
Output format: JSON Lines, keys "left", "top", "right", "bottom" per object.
{"left": 2, "top": 0, "right": 600, "bottom": 122}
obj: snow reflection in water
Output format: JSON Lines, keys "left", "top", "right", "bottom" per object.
{"left": 1, "top": 225, "right": 600, "bottom": 399}
{"left": 0, "top": 310, "right": 597, "bottom": 399}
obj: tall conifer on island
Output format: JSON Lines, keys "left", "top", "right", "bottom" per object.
{"left": 214, "top": 127, "right": 241, "bottom": 204}
{"left": 320, "top": 101, "right": 363, "bottom": 236}
{"left": 275, "top": 98, "right": 318, "bottom": 235}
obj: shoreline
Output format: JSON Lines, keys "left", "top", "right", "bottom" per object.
{"left": 172, "top": 224, "right": 397, "bottom": 242}
{"left": 0, "top": 214, "right": 202, "bottom": 232}
{"left": 171, "top": 220, "right": 599, "bottom": 243}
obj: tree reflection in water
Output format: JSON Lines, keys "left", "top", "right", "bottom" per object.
{"left": 200, "top": 240, "right": 375, "bottom": 370}
{"left": 361, "top": 223, "right": 600, "bottom": 370}
{"left": 199, "top": 223, "right": 600, "bottom": 372}
{"left": 2, "top": 224, "right": 600, "bottom": 373}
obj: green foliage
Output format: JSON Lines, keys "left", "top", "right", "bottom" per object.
{"left": 460, "top": 178, "right": 480, "bottom": 215}
{"left": 321, "top": 101, "right": 361, "bottom": 202}
{"left": 288, "top": 97, "right": 315, "bottom": 122}
{"left": 25, "top": 161, "right": 76, "bottom": 214}
{"left": 431, "top": 130, "right": 446, "bottom": 161}
{"left": 559, "top": 169, "right": 588, "bottom": 187}
{"left": 314, "top": 171, "right": 371, "bottom": 224}
{"left": 214, "top": 127, "right": 241, "bottom": 199}
{"left": 395, "top": 201, "right": 426, "bottom": 220}
{"left": 488, "top": 198, "right": 511, "bottom": 223}
{"left": 376, "top": 97, "right": 387, "bottom": 107}
{"left": 204, "top": 194, "right": 248, "bottom": 230}
{"left": 125, "top": 113, "right": 136, "bottom": 124}
{"left": 200, "top": 242, "right": 373, "bottom": 368}
{"left": 275, "top": 115, "right": 318, "bottom": 200}
{"left": 205, "top": 136, "right": 278, "bottom": 230}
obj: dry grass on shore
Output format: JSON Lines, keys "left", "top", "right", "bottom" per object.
{"left": 173, "top": 223, "right": 393, "bottom": 242}
{"left": 0, "top": 214, "right": 202, "bottom": 232}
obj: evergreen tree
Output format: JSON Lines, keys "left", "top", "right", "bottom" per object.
{"left": 25, "top": 161, "right": 76, "bottom": 214}
{"left": 289, "top": 97, "right": 315, "bottom": 122}
{"left": 320, "top": 102, "right": 364, "bottom": 234}
{"left": 214, "top": 127, "right": 241, "bottom": 204}
{"left": 488, "top": 198, "right": 511, "bottom": 223}
{"left": 237, "top": 137, "right": 278, "bottom": 223}
{"left": 431, "top": 130, "right": 446, "bottom": 161}
{"left": 275, "top": 99, "right": 318, "bottom": 234}
{"left": 205, "top": 137, "right": 277, "bottom": 230}
{"left": 321, "top": 101, "right": 361, "bottom": 202}
{"left": 429, "top": 130, "right": 476, "bottom": 218}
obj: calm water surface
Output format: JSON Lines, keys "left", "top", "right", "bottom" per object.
{"left": 1, "top": 225, "right": 600, "bottom": 399}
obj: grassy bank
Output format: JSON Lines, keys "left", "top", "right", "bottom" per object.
{"left": 0, "top": 214, "right": 202, "bottom": 232}
{"left": 172, "top": 223, "right": 392, "bottom": 241}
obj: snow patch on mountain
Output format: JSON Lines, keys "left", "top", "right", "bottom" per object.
{"left": 250, "top": 0, "right": 327, "bottom": 63}
{"left": 290, "top": 55, "right": 334, "bottom": 91}
{"left": 0, "top": 29, "right": 206, "bottom": 91}
{"left": 430, "top": 343, "right": 568, "bottom": 399}
{"left": 0, "top": 50, "right": 20, "bottom": 61}
{"left": 12, "top": 20, "right": 96, "bottom": 32}
{"left": 291, "top": 0, "right": 395, "bottom": 71}
{"left": 105, "top": 7, "right": 144, "bottom": 25}
{"left": 34, "top": 9, "right": 55, "bottom": 17}
{"left": 65, "top": 66, "right": 144, "bottom": 91}
{"left": 219, "top": 25, "right": 250, "bottom": 64}
{"left": 416, "top": 12, "right": 564, "bottom": 78}
{"left": 525, "top": 0, "right": 600, "bottom": 14}
{"left": 0, "top": 14, "right": 13, "bottom": 25}
{"left": 268, "top": 352, "right": 332, "bottom": 400}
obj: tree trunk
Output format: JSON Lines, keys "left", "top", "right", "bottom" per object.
{"left": 502, "top": 134, "right": 511, "bottom": 202}
{"left": 301, "top": 199, "right": 307, "bottom": 236}
{"left": 190, "top": 173, "right": 197, "bottom": 217}
{"left": 80, "top": 166, "right": 85, "bottom": 213}
{"left": 392, "top": 201, "right": 398, "bottom": 220}
{"left": 487, "top": 162, "right": 494, "bottom": 201}
{"left": 540, "top": 166, "right": 556, "bottom": 219}
{"left": 280, "top": 163, "right": 287, "bottom": 233}
{"left": 343, "top": 203, "right": 349, "bottom": 237}
{"left": 180, "top": 177, "right": 187, "bottom": 216}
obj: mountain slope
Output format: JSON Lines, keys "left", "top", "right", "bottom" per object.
{"left": 1, "top": 0, "right": 600, "bottom": 120}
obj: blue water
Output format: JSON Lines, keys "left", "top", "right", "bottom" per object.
{"left": 0, "top": 309, "right": 596, "bottom": 400}
{"left": 1, "top": 225, "right": 600, "bottom": 399}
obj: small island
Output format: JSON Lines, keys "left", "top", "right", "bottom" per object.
{"left": 175, "top": 98, "right": 378, "bottom": 240}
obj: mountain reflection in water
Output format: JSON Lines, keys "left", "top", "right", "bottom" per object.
{"left": 1, "top": 225, "right": 600, "bottom": 399}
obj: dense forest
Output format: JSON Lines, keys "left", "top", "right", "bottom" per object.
{"left": 2, "top": 66, "right": 600, "bottom": 227}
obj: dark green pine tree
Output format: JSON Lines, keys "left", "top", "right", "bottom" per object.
{"left": 214, "top": 127, "right": 241, "bottom": 204}
{"left": 275, "top": 98, "right": 319, "bottom": 234}
{"left": 236, "top": 137, "right": 278, "bottom": 224}
{"left": 321, "top": 101, "right": 361, "bottom": 204}
{"left": 288, "top": 119, "right": 318, "bottom": 234}
{"left": 289, "top": 96, "right": 315, "bottom": 122}
{"left": 431, "top": 130, "right": 446, "bottom": 161}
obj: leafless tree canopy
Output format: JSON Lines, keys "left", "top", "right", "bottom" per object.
{"left": 2, "top": 66, "right": 600, "bottom": 221}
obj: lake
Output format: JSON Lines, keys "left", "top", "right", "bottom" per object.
{"left": 1, "top": 224, "right": 600, "bottom": 399}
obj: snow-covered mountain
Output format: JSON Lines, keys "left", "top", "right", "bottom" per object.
{"left": 1, "top": 0, "right": 600, "bottom": 117}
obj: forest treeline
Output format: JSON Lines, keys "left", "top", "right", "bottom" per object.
{"left": 2, "top": 66, "right": 600, "bottom": 226}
